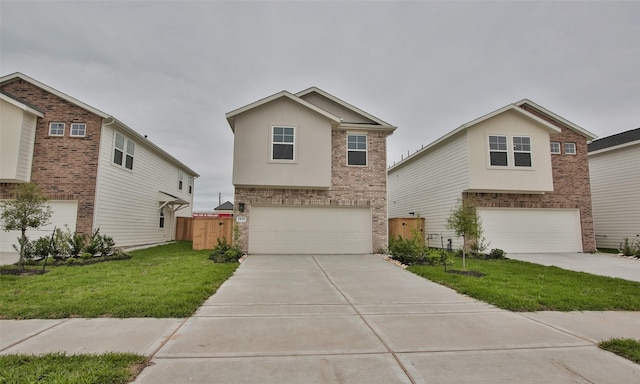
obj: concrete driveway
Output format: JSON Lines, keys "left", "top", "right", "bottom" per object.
{"left": 2, "top": 254, "right": 639, "bottom": 383}
{"left": 508, "top": 252, "right": 640, "bottom": 282}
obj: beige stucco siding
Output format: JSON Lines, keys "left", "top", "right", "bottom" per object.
{"left": 232, "top": 98, "right": 332, "bottom": 188}
{"left": 466, "top": 110, "right": 554, "bottom": 192}
{"left": 298, "top": 93, "right": 374, "bottom": 124}
{"left": 589, "top": 143, "right": 640, "bottom": 249}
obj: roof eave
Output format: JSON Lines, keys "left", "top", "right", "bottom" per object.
{"left": 515, "top": 98, "right": 597, "bottom": 139}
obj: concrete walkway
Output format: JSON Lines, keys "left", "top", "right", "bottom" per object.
{"left": 1, "top": 254, "right": 639, "bottom": 383}
{"left": 508, "top": 252, "right": 640, "bottom": 282}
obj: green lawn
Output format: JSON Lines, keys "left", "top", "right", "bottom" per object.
{"left": 408, "top": 257, "right": 640, "bottom": 311}
{"left": 0, "top": 241, "right": 238, "bottom": 319}
{"left": 599, "top": 338, "right": 640, "bottom": 364}
{"left": 0, "top": 353, "right": 148, "bottom": 384}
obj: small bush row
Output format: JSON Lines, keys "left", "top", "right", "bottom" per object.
{"left": 620, "top": 238, "right": 640, "bottom": 258}
{"left": 209, "top": 238, "right": 244, "bottom": 263}
{"left": 19, "top": 227, "right": 118, "bottom": 263}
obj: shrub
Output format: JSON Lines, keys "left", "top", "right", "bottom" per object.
{"left": 32, "top": 236, "right": 52, "bottom": 260}
{"left": 51, "top": 228, "right": 72, "bottom": 259}
{"left": 85, "top": 228, "right": 103, "bottom": 256}
{"left": 620, "top": 238, "right": 634, "bottom": 256}
{"left": 488, "top": 248, "right": 506, "bottom": 259}
{"left": 69, "top": 232, "right": 86, "bottom": 257}
{"left": 209, "top": 238, "right": 243, "bottom": 263}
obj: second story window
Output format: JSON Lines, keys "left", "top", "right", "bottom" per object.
{"left": 564, "top": 142, "right": 577, "bottom": 155}
{"left": 550, "top": 142, "right": 561, "bottom": 154}
{"left": 272, "top": 126, "right": 295, "bottom": 160}
{"left": 113, "top": 132, "right": 135, "bottom": 170}
{"left": 70, "top": 123, "right": 86, "bottom": 137}
{"left": 49, "top": 122, "right": 65, "bottom": 136}
{"left": 347, "top": 134, "right": 367, "bottom": 166}
{"left": 178, "top": 170, "right": 184, "bottom": 190}
{"left": 188, "top": 176, "right": 193, "bottom": 194}
{"left": 513, "top": 136, "right": 532, "bottom": 167}
{"left": 488, "top": 135, "right": 508, "bottom": 166}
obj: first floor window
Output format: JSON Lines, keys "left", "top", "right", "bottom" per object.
{"left": 159, "top": 208, "right": 165, "bottom": 228}
{"left": 272, "top": 126, "right": 295, "bottom": 160}
{"left": 347, "top": 134, "right": 367, "bottom": 166}
{"left": 113, "top": 132, "right": 135, "bottom": 170}
{"left": 70, "top": 123, "right": 86, "bottom": 137}
{"left": 513, "top": 136, "right": 532, "bottom": 167}
{"left": 564, "top": 142, "right": 576, "bottom": 155}
{"left": 550, "top": 142, "right": 561, "bottom": 154}
{"left": 488, "top": 135, "right": 508, "bottom": 166}
{"left": 49, "top": 122, "right": 65, "bottom": 136}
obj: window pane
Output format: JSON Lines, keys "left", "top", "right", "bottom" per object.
{"left": 273, "top": 143, "right": 294, "bottom": 160}
{"left": 348, "top": 151, "right": 367, "bottom": 165}
{"left": 125, "top": 155, "right": 134, "bottom": 170}
{"left": 514, "top": 152, "right": 532, "bottom": 167}
{"left": 71, "top": 123, "right": 86, "bottom": 136}
{"left": 550, "top": 142, "right": 560, "bottom": 154}
{"left": 284, "top": 127, "right": 294, "bottom": 135}
{"left": 489, "top": 136, "right": 507, "bottom": 150}
{"left": 490, "top": 152, "right": 508, "bottom": 166}
{"left": 115, "top": 133, "right": 124, "bottom": 150}
{"left": 565, "top": 143, "right": 576, "bottom": 154}
{"left": 274, "top": 127, "right": 283, "bottom": 135}
{"left": 113, "top": 149, "right": 123, "bottom": 165}
{"left": 126, "top": 140, "right": 135, "bottom": 156}
{"left": 514, "top": 137, "right": 530, "bottom": 151}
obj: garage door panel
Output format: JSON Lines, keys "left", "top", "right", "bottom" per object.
{"left": 0, "top": 200, "right": 78, "bottom": 252}
{"left": 249, "top": 206, "right": 372, "bottom": 254}
{"left": 477, "top": 208, "right": 582, "bottom": 253}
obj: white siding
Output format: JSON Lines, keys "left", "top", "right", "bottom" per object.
{"left": 0, "top": 200, "right": 78, "bottom": 252}
{"left": 589, "top": 143, "right": 640, "bottom": 249}
{"left": 93, "top": 125, "right": 195, "bottom": 247}
{"left": 0, "top": 99, "right": 37, "bottom": 182}
{"left": 388, "top": 132, "right": 469, "bottom": 249}
{"left": 16, "top": 113, "right": 37, "bottom": 181}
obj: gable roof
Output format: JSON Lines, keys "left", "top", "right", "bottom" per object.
{"left": 0, "top": 72, "right": 199, "bottom": 177}
{"left": 0, "top": 91, "right": 44, "bottom": 117}
{"left": 214, "top": 201, "right": 234, "bottom": 211}
{"left": 226, "top": 87, "right": 396, "bottom": 133}
{"left": 389, "top": 99, "right": 594, "bottom": 172}
{"left": 588, "top": 127, "right": 640, "bottom": 153}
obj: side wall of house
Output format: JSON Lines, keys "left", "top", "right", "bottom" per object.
{"left": 589, "top": 143, "right": 640, "bottom": 249}
{"left": 93, "top": 124, "right": 195, "bottom": 247}
{"left": 0, "top": 80, "right": 102, "bottom": 235}
{"left": 465, "top": 123, "right": 596, "bottom": 252}
{"left": 387, "top": 132, "right": 469, "bottom": 249}
{"left": 235, "top": 129, "right": 389, "bottom": 252}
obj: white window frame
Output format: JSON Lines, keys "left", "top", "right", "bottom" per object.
{"left": 188, "top": 176, "right": 193, "bottom": 195}
{"left": 70, "top": 123, "right": 86, "bottom": 137}
{"left": 49, "top": 122, "right": 65, "bottom": 136}
{"left": 347, "top": 133, "right": 368, "bottom": 166}
{"left": 488, "top": 135, "right": 508, "bottom": 167}
{"left": 178, "top": 170, "right": 184, "bottom": 190}
{"left": 513, "top": 136, "right": 532, "bottom": 167}
{"left": 271, "top": 126, "right": 295, "bottom": 161}
{"left": 550, "top": 141, "right": 561, "bottom": 154}
{"left": 113, "top": 132, "right": 135, "bottom": 170}
{"left": 564, "top": 142, "right": 577, "bottom": 155}
{"left": 159, "top": 207, "right": 165, "bottom": 229}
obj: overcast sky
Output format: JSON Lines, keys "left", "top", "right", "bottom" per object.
{"left": 2, "top": 0, "right": 638, "bottom": 211}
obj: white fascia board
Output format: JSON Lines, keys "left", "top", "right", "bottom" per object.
{"left": 338, "top": 122, "right": 397, "bottom": 133}
{"left": 0, "top": 93, "right": 44, "bottom": 117}
{"left": 107, "top": 118, "right": 200, "bottom": 177}
{"left": 0, "top": 72, "right": 109, "bottom": 118}
{"left": 226, "top": 90, "right": 341, "bottom": 131}
{"left": 588, "top": 139, "right": 640, "bottom": 156}
{"left": 515, "top": 98, "right": 597, "bottom": 139}
{"left": 295, "top": 86, "right": 395, "bottom": 128}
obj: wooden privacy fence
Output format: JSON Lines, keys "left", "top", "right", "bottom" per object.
{"left": 388, "top": 217, "right": 425, "bottom": 244}
{"left": 176, "top": 217, "right": 233, "bottom": 250}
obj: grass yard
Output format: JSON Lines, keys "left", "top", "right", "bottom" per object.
{"left": 0, "top": 352, "right": 147, "bottom": 384}
{"left": 0, "top": 241, "right": 238, "bottom": 319}
{"left": 599, "top": 338, "right": 640, "bottom": 364}
{"left": 408, "top": 257, "right": 640, "bottom": 311}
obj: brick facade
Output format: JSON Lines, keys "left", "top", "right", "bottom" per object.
{"left": 0, "top": 79, "right": 102, "bottom": 235}
{"left": 463, "top": 110, "right": 596, "bottom": 252}
{"left": 235, "top": 129, "right": 389, "bottom": 253}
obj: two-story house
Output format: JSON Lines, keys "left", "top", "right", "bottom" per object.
{"left": 226, "top": 87, "right": 396, "bottom": 254}
{"left": 588, "top": 128, "right": 640, "bottom": 250}
{"left": 0, "top": 72, "right": 198, "bottom": 251}
{"left": 388, "top": 99, "right": 597, "bottom": 253}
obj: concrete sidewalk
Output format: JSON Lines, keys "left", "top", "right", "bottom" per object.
{"left": 1, "top": 255, "right": 639, "bottom": 383}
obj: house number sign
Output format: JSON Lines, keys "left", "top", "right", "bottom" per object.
{"left": 236, "top": 216, "right": 247, "bottom": 223}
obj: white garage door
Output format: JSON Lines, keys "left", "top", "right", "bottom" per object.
{"left": 477, "top": 208, "right": 582, "bottom": 253}
{"left": 1, "top": 200, "right": 78, "bottom": 252}
{"left": 249, "top": 206, "right": 372, "bottom": 254}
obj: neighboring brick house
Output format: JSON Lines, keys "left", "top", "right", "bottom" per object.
{"left": 588, "top": 128, "right": 640, "bottom": 250}
{"left": 0, "top": 72, "right": 198, "bottom": 251}
{"left": 388, "top": 99, "right": 597, "bottom": 253}
{"left": 226, "top": 87, "right": 396, "bottom": 254}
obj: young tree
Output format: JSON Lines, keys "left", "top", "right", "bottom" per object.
{"left": 446, "top": 198, "right": 482, "bottom": 270}
{"left": 0, "top": 183, "right": 52, "bottom": 270}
